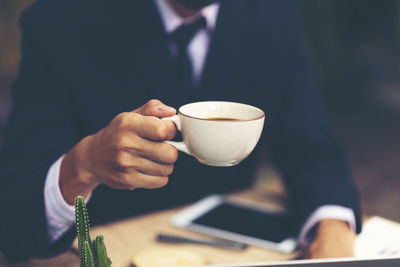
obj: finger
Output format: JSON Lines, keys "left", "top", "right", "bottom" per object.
{"left": 134, "top": 99, "right": 176, "bottom": 118}
{"left": 132, "top": 138, "right": 179, "bottom": 164}
{"left": 119, "top": 132, "right": 179, "bottom": 164}
{"left": 116, "top": 113, "right": 176, "bottom": 140}
{"left": 134, "top": 115, "right": 176, "bottom": 141}
{"left": 134, "top": 158, "right": 174, "bottom": 177}
{"left": 126, "top": 170, "right": 169, "bottom": 190}
{"left": 118, "top": 152, "right": 174, "bottom": 177}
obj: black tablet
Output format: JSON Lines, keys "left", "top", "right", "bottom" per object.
{"left": 171, "top": 195, "right": 297, "bottom": 253}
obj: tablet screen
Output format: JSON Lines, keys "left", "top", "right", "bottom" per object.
{"left": 192, "top": 202, "right": 295, "bottom": 243}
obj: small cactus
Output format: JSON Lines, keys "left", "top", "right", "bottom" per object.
{"left": 83, "top": 241, "right": 95, "bottom": 267}
{"left": 75, "top": 196, "right": 112, "bottom": 267}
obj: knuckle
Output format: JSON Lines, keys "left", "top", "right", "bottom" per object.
{"left": 114, "top": 135, "right": 130, "bottom": 150}
{"left": 158, "top": 177, "right": 169, "bottom": 187}
{"left": 147, "top": 99, "right": 162, "bottom": 107}
{"left": 142, "top": 100, "right": 162, "bottom": 115}
{"left": 165, "top": 121, "right": 177, "bottom": 139}
{"left": 147, "top": 115, "right": 160, "bottom": 125}
{"left": 155, "top": 121, "right": 175, "bottom": 140}
{"left": 166, "top": 146, "right": 179, "bottom": 163}
{"left": 116, "top": 112, "right": 137, "bottom": 129}
{"left": 114, "top": 112, "right": 125, "bottom": 122}
{"left": 115, "top": 112, "right": 128, "bottom": 124}
{"left": 128, "top": 185, "right": 137, "bottom": 191}
{"left": 115, "top": 153, "right": 124, "bottom": 166}
{"left": 156, "top": 121, "right": 176, "bottom": 140}
{"left": 156, "top": 123, "right": 169, "bottom": 139}
{"left": 115, "top": 152, "right": 130, "bottom": 168}
{"left": 159, "top": 144, "right": 178, "bottom": 164}
{"left": 119, "top": 174, "right": 134, "bottom": 188}
{"left": 164, "top": 164, "right": 174, "bottom": 176}
{"left": 158, "top": 164, "right": 174, "bottom": 176}
{"left": 132, "top": 140, "right": 146, "bottom": 153}
{"left": 149, "top": 176, "right": 169, "bottom": 188}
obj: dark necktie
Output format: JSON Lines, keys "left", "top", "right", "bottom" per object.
{"left": 171, "top": 16, "right": 207, "bottom": 93}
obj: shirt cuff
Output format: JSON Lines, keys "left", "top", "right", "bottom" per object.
{"left": 298, "top": 205, "right": 357, "bottom": 247}
{"left": 44, "top": 155, "right": 92, "bottom": 243}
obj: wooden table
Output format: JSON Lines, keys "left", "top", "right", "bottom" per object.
{"left": 3, "top": 179, "right": 299, "bottom": 267}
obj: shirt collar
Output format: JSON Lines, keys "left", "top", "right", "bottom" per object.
{"left": 154, "top": 0, "right": 220, "bottom": 34}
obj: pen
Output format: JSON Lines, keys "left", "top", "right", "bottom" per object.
{"left": 156, "top": 233, "right": 248, "bottom": 250}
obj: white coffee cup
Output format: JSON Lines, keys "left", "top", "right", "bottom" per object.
{"left": 162, "top": 101, "right": 265, "bottom": 167}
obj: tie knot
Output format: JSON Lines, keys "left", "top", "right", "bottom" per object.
{"left": 171, "top": 16, "right": 207, "bottom": 50}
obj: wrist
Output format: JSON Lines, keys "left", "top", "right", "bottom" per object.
{"left": 60, "top": 135, "right": 99, "bottom": 204}
{"left": 308, "top": 219, "right": 356, "bottom": 259}
{"left": 316, "top": 219, "right": 355, "bottom": 238}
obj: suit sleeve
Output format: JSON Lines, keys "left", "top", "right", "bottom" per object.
{"left": 266, "top": 15, "right": 362, "bottom": 235}
{"left": 0, "top": 12, "right": 79, "bottom": 262}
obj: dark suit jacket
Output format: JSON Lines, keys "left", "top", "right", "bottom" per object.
{"left": 0, "top": 0, "right": 361, "bottom": 262}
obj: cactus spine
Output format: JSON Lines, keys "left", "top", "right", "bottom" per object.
{"left": 75, "top": 196, "right": 112, "bottom": 267}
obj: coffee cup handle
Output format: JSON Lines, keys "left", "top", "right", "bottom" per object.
{"left": 161, "top": 115, "right": 191, "bottom": 155}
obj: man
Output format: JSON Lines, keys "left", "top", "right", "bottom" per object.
{"left": 0, "top": 0, "right": 361, "bottom": 262}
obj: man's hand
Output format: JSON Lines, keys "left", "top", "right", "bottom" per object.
{"left": 59, "top": 99, "right": 178, "bottom": 204}
{"left": 306, "top": 219, "right": 356, "bottom": 259}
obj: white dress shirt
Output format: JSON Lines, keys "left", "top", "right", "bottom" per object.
{"left": 44, "top": 0, "right": 356, "bottom": 244}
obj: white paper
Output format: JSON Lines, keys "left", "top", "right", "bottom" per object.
{"left": 355, "top": 216, "right": 400, "bottom": 258}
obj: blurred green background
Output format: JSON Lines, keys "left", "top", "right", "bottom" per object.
{"left": 0, "top": 0, "right": 399, "bottom": 223}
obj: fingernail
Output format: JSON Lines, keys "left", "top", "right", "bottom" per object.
{"left": 157, "top": 105, "right": 176, "bottom": 113}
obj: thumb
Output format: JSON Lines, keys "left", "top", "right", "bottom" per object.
{"left": 134, "top": 99, "right": 176, "bottom": 118}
